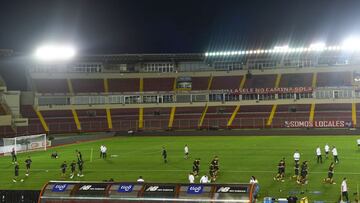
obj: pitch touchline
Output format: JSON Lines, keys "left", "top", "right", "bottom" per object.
{"left": 1, "top": 168, "right": 360, "bottom": 175}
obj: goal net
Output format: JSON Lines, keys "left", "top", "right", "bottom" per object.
{"left": 0, "top": 134, "right": 48, "bottom": 155}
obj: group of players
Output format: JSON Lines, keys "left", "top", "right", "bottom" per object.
{"left": 273, "top": 144, "right": 339, "bottom": 185}
{"left": 11, "top": 148, "right": 32, "bottom": 183}
{"left": 60, "top": 150, "right": 84, "bottom": 179}
{"left": 10, "top": 148, "right": 85, "bottom": 183}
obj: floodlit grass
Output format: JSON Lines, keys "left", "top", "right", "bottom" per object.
{"left": 0, "top": 135, "right": 360, "bottom": 201}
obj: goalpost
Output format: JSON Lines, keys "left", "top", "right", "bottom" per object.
{"left": 0, "top": 134, "right": 48, "bottom": 156}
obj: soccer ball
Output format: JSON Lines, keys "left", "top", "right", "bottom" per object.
{"left": 20, "top": 179, "right": 24, "bottom": 182}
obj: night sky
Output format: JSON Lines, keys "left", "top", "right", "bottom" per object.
{"left": 1, "top": 0, "right": 360, "bottom": 89}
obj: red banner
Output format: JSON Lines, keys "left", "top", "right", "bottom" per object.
{"left": 227, "top": 87, "right": 313, "bottom": 95}
{"left": 284, "top": 120, "right": 352, "bottom": 128}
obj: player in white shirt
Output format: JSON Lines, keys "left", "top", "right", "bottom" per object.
{"left": 184, "top": 144, "right": 189, "bottom": 159}
{"left": 357, "top": 139, "right": 360, "bottom": 147}
{"left": 316, "top": 146, "right": 322, "bottom": 164}
{"left": 293, "top": 150, "right": 300, "bottom": 164}
{"left": 324, "top": 144, "right": 330, "bottom": 159}
{"left": 341, "top": 177, "right": 349, "bottom": 202}
{"left": 188, "top": 172, "right": 195, "bottom": 183}
{"left": 100, "top": 145, "right": 104, "bottom": 158}
{"left": 200, "top": 175, "right": 209, "bottom": 183}
{"left": 249, "top": 176, "right": 258, "bottom": 184}
{"left": 137, "top": 176, "right": 145, "bottom": 182}
{"left": 103, "top": 146, "right": 107, "bottom": 159}
{"left": 332, "top": 146, "right": 339, "bottom": 164}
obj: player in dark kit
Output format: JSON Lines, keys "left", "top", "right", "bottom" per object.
{"left": 77, "top": 160, "right": 84, "bottom": 177}
{"left": 60, "top": 161, "right": 67, "bottom": 177}
{"left": 192, "top": 158, "right": 200, "bottom": 177}
{"left": 70, "top": 160, "right": 76, "bottom": 179}
{"left": 293, "top": 161, "right": 300, "bottom": 181}
{"left": 324, "top": 162, "right": 335, "bottom": 184}
{"left": 11, "top": 148, "right": 17, "bottom": 163}
{"left": 274, "top": 159, "right": 285, "bottom": 182}
{"left": 162, "top": 146, "right": 167, "bottom": 163}
{"left": 25, "top": 156, "right": 32, "bottom": 176}
{"left": 13, "top": 162, "right": 22, "bottom": 182}
{"left": 298, "top": 161, "right": 308, "bottom": 184}
{"left": 76, "top": 150, "right": 83, "bottom": 163}
{"left": 209, "top": 164, "right": 216, "bottom": 182}
{"left": 211, "top": 156, "right": 219, "bottom": 175}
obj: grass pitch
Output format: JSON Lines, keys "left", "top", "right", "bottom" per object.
{"left": 0, "top": 135, "right": 360, "bottom": 201}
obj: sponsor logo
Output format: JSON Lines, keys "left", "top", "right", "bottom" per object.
{"left": 228, "top": 87, "right": 313, "bottom": 95}
{"left": 187, "top": 185, "right": 203, "bottom": 194}
{"left": 146, "top": 186, "right": 159, "bottom": 192}
{"left": 216, "top": 186, "right": 247, "bottom": 193}
{"left": 145, "top": 185, "right": 174, "bottom": 192}
{"left": 118, "top": 184, "right": 134, "bottom": 193}
{"left": 78, "top": 184, "right": 106, "bottom": 191}
{"left": 52, "top": 184, "right": 68, "bottom": 192}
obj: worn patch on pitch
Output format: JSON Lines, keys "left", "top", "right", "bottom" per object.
{"left": 110, "top": 155, "right": 118, "bottom": 157}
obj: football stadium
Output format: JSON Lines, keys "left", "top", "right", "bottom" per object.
{"left": 1, "top": 1, "right": 360, "bottom": 203}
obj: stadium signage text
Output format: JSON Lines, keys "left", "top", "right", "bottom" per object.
{"left": 187, "top": 185, "right": 204, "bottom": 194}
{"left": 78, "top": 184, "right": 107, "bottom": 191}
{"left": 227, "top": 87, "right": 313, "bottom": 95}
{"left": 52, "top": 184, "right": 68, "bottom": 192}
{"left": 216, "top": 186, "right": 247, "bottom": 193}
{"left": 118, "top": 184, "right": 134, "bottom": 193}
{"left": 284, "top": 120, "right": 352, "bottom": 128}
{"left": 145, "top": 185, "right": 175, "bottom": 192}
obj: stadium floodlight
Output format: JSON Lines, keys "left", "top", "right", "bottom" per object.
{"left": 309, "top": 42, "right": 326, "bottom": 51}
{"left": 35, "top": 44, "right": 76, "bottom": 61}
{"left": 342, "top": 37, "right": 360, "bottom": 51}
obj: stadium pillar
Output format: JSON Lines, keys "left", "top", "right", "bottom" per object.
{"left": 198, "top": 104, "right": 208, "bottom": 128}
{"left": 168, "top": 106, "right": 176, "bottom": 129}
{"left": 104, "top": 78, "right": 109, "bottom": 93}
{"left": 139, "top": 78, "right": 144, "bottom": 92}
{"left": 239, "top": 75, "right": 246, "bottom": 88}
{"left": 266, "top": 104, "right": 277, "bottom": 127}
{"left": 207, "top": 75, "right": 213, "bottom": 90}
{"left": 309, "top": 103, "right": 316, "bottom": 122}
{"left": 72, "top": 109, "right": 81, "bottom": 131}
{"left": 67, "top": 78, "right": 74, "bottom": 94}
{"left": 106, "top": 108, "right": 113, "bottom": 130}
{"left": 227, "top": 105, "right": 240, "bottom": 127}
{"left": 34, "top": 108, "right": 49, "bottom": 132}
{"left": 275, "top": 74, "right": 282, "bottom": 88}
{"left": 139, "top": 107, "right": 144, "bottom": 129}
{"left": 172, "top": 77, "right": 177, "bottom": 91}
{"left": 312, "top": 72, "right": 317, "bottom": 88}
{"left": 352, "top": 102, "right": 357, "bottom": 127}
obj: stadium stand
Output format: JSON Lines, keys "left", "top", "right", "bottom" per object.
{"left": 316, "top": 72, "right": 352, "bottom": 87}
{"left": 72, "top": 79, "right": 104, "bottom": 93}
{"left": 279, "top": 73, "right": 313, "bottom": 87}
{"left": 272, "top": 104, "right": 311, "bottom": 127}
{"left": 191, "top": 77, "right": 210, "bottom": 90}
{"left": 231, "top": 105, "right": 272, "bottom": 128}
{"left": 20, "top": 105, "right": 45, "bottom": 134}
{"left": 202, "top": 106, "right": 236, "bottom": 129}
{"left": 77, "top": 109, "right": 108, "bottom": 132}
{"left": 172, "top": 107, "right": 204, "bottom": 129}
{"left": 41, "top": 110, "right": 77, "bottom": 133}
{"left": 34, "top": 79, "right": 69, "bottom": 93}
{"left": 314, "top": 103, "right": 352, "bottom": 121}
{"left": 210, "top": 76, "right": 242, "bottom": 90}
{"left": 143, "top": 107, "right": 171, "bottom": 130}
{"left": 0, "top": 126, "right": 15, "bottom": 137}
{"left": 108, "top": 78, "right": 139, "bottom": 92}
{"left": 111, "top": 108, "right": 139, "bottom": 131}
{"left": 244, "top": 74, "right": 277, "bottom": 88}
{"left": 143, "top": 77, "right": 175, "bottom": 91}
